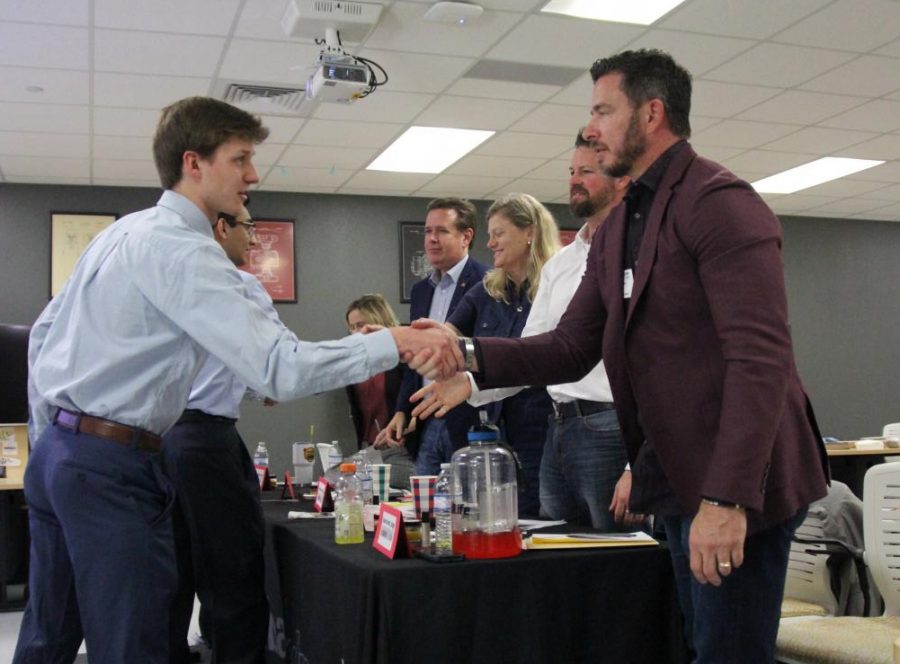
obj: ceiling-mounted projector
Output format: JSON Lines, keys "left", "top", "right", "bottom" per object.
{"left": 306, "top": 61, "right": 372, "bottom": 103}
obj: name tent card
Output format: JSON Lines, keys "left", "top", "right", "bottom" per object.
{"left": 373, "top": 504, "right": 410, "bottom": 559}
{"left": 314, "top": 476, "right": 334, "bottom": 513}
{"left": 281, "top": 471, "right": 296, "bottom": 500}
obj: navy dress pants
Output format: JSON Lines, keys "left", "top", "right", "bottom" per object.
{"left": 14, "top": 424, "right": 176, "bottom": 663}
{"left": 161, "top": 413, "right": 268, "bottom": 664}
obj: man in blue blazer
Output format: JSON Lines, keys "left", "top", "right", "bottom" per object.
{"left": 376, "top": 198, "right": 488, "bottom": 474}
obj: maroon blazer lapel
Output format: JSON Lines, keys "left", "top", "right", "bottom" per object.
{"left": 625, "top": 145, "right": 697, "bottom": 329}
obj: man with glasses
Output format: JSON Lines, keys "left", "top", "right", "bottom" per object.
{"left": 161, "top": 205, "right": 278, "bottom": 664}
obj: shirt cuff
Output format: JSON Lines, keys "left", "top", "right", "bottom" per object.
{"left": 360, "top": 328, "right": 399, "bottom": 372}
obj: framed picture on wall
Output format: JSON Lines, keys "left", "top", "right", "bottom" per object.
{"left": 239, "top": 219, "right": 296, "bottom": 303}
{"left": 399, "top": 221, "right": 431, "bottom": 303}
{"left": 50, "top": 212, "right": 118, "bottom": 297}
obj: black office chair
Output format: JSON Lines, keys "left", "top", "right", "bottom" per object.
{"left": 0, "top": 323, "right": 31, "bottom": 610}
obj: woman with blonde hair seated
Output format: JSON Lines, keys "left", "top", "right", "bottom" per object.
{"left": 345, "top": 293, "right": 414, "bottom": 487}
{"left": 412, "top": 193, "right": 560, "bottom": 516}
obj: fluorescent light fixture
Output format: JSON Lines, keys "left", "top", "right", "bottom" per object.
{"left": 367, "top": 126, "right": 494, "bottom": 173}
{"left": 541, "top": 0, "right": 687, "bottom": 25}
{"left": 751, "top": 157, "right": 885, "bottom": 194}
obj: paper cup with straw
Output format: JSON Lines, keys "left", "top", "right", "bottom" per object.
{"left": 410, "top": 475, "right": 437, "bottom": 520}
{"left": 371, "top": 464, "right": 392, "bottom": 504}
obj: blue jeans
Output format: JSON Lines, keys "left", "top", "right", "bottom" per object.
{"left": 539, "top": 407, "right": 628, "bottom": 530}
{"left": 415, "top": 418, "right": 455, "bottom": 475}
{"left": 662, "top": 509, "right": 806, "bottom": 664}
{"left": 15, "top": 424, "right": 176, "bottom": 663}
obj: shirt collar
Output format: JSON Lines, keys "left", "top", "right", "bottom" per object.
{"left": 576, "top": 222, "right": 595, "bottom": 247}
{"left": 430, "top": 254, "right": 469, "bottom": 287}
{"left": 158, "top": 190, "right": 215, "bottom": 239}
{"left": 628, "top": 139, "right": 687, "bottom": 198}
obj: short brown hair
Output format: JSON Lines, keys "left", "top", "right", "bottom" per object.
{"left": 153, "top": 97, "right": 270, "bottom": 189}
{"left": 425, "top": 197, "right": 477, "bottom": 239}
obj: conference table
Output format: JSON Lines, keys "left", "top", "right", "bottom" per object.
{"left": 261, "top": 499, "right": 688, "bottom": 664}
{"left": 826, "top": 445, "right": 900, "bottom": 498}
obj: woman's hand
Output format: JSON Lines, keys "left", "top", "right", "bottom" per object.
{"left": 410, "top": 373, "right": 473, "bottom": 420}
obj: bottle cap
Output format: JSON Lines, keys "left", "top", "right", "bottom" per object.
{"left": 340, "top": 462, "right": 357, "bottom": 473}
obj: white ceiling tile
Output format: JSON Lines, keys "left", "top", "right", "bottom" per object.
{"left": 819, "top": 100, "right": 900, "bottom": 132}
{"left": 737, "top": 90, "right": 867, "bottom": 125}
{"left": 341, "top": 170, "right": 436, "bottom": 192}
{"left": 843, "top": 160, "right": 900, "bottom": 182}
{"left": 0, "top": 0, "right": 87, "bottom": 25}
{"left": 358, "top": 49, "right": 475, "bottom": 94}
{"left": 520, "top": 158, "right": 568, "bottom": 181}
{"left": 721, "top": 150, "right": 815, "bottom": 177}
{"left": 806, "top": 198, "right": 891, "bottom": 216}
{"left": 0, "top": 66, "right": 89, "bottom": 104}
{"left": 0, "top": 102, "right": 89, "bottom": 133}
{"left": 363, "top": 2, "right": 523, "bottom": 57}
{"left": 413, "top": 96, "right": 535, "bottom": 130}
{"left": 690, "top": 145, "right": 746, "bottom": 163}
{"left": 489, "top": 177, "right": 563, "bottom": 202}
{"left": 0, "top": 131, "right": 89, "bottom": 158}
{"left": 772, "top": 0, "right": 900, "bottom": 52}
{"left": 94, "top": 73, "right": 211, "bottom": 109}
{"left": 93, "top": 159, "right": 158, "bottom": 180}
{"left": 691, "top": 119, "right": 801, "bottom": 149}
{"left": 477, "top": 0, "right": 543, "bottom": 9}
{"left": 94, "top": 0, "right": 241, "bottom": 35}
{"left": 219, "top": 38, "right": 322, "bottom": 86}
{"left": 4, "top": 175, "right": 91, "bottom": 185}
{"left": 258, "top": 115, "right": 305, "bottom": 144}
{"left": 262, "top": 166, "right": 354, "bottom": 189}
{"left": 690, "top": 116, "right": 722, "bottom": 133}
{"left": 93, "top": 107, "right": 160, "bottom": 137}
{"left": 0, "top": 23, "right": 88, "bottom": 69}
{"left": 0, "top": 155, "right": 89, "bottom": 177}
{"left": 446, "top": 154, "right": 547, "bottom": 178}
{"left": 475, "top": 132, "right": 573, "bottom": 159}
{"left": 92, "top": 178, "right": 159, "bottom": 187}
{"left": 703, "top": 43, "right": 856, "bottom": 88}
{"left": 508, "top": 104, "right": 588, "bottom": 135}
{"left": 293, "top": 119, "right": 403, "bottom": 148}
{"left": 93, "top": 135, "right": 153, "bottom": 160}
{"left": 95, "top": 29, "right": 226, "bottom": 77}
{"left": 861, "top": 183, "right": 900, "bottom": 202}
{"left": 250, "top": 143, "right": 289, "bottom": 167}
{"left": 801, "top": 178, "right": 898, "bottom": 197}
{"left": 834, "top": 134, "right": 900, "bottom": 161}
{"left": 765, "top": 192, "right": 841, "bottom": 212}
{"left": 691, "top": 80, "right": 781, "bottom": 118}
{"left": 546, "top": 72, "right": 593, "bottom": 107}
{"left": 415, "top": 174, "right": 516, "bottom": 199}
{"left": 234, "top": 0, "right": 297, "bottom": 41}
{"left": 860, "top": 202, "right": 900, "bottom": 219}
{"left": 313, "top": 90, "right": 435, "bottom": 123}
{"left": 658, "top": 0, "right": 830, "bottom": 39}
{"left": 257, "top": 183, "right": 339, "bottom": 194}
{"left": 876, "top": 38, "right": 900, "bottom": 58}
{"left": 626, "top": 29, "right": 755, "bottom": 77}
{"left": 279, "top": 145, "right": 378, "bottom": 169}
{"left": 485, "top": 15, "right": 643, "bottom": 67}
{"left": 445, "top": 78, "right": 562, "bottom": 102}
{"left": 761, "top": 127, "right": 878, "bottom": 153}
{"left": 800, "top": 55, "right": 900, "bottom": 98}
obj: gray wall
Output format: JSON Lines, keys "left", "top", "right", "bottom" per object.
{"left": 3, "top": 183, "right": 899, "bottom": 473}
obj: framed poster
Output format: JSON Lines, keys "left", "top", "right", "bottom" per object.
{"left": 50, "top": 212, "right": 118, "bottom": 297}
{"left": 399, "top": 221, "right": 431, "bottom": 303}
{"left": 240, "top": 219, "right": 296, "bottom": 303}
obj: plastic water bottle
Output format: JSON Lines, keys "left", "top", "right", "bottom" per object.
{"left": 434, "top": 463, "right": 453, "bottom": 556}
{"left": 356, "top": 462, "right": 373, "bottom": 505}
{"left": 334, "top": 463, "right": 364, "bottom": 544}
{"left": 253, "top": 441, "right": 269, "bottom": 488}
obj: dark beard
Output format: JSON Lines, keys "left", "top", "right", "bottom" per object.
{"left": 602, "top": 111, "right": 645, "bottom": 178}
{"left": 569, "top": 191, "right": 596, "bottom": 218}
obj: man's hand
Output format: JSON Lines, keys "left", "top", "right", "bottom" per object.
{"left": 410, "top": 373, "right": 472, "bottom": 420}
{"left": 609, "top": 469, "right": 646, "bottom": 527}
{"left": 688, "top": 501, "right": 747, "bottom": 586}
{"left": 374, "top": 412, "right": 407, "bottom": 449}
{"left": 390, "top": 319, "right": 462, "bottom": 380}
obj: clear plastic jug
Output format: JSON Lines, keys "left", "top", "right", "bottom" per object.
{"left": 450, "top": 411, "right": 521, "bottom": 559}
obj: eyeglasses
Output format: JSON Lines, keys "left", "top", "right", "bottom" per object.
{"left": 219, "top": 213, "right": 256, "bottom": 237}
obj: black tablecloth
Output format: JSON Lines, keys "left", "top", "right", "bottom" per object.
{"left": 262, "top": 499, "right": 687, "bottom": 664}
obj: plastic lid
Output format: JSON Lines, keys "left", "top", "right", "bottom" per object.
{"left": 467, "top": 430, "right": 499, "bottom": 441}
{"left": 339, "top": 462, "right": 357, "bottom": 473}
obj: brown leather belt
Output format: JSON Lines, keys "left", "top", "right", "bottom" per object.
{"left": 54, "top": 409, "right": 162, "bottom": 453}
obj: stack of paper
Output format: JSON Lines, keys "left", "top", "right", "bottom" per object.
{"left": 523, "top": 531, "right": 657, "bottom": 550}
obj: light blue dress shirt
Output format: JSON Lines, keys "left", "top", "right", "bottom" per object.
{"left": 186, "top": 271, "right": 281, "bottom": 419}
{"left": 28, "top": 190, "right": 398, "bottom": 440}
{"left": 426, "top": 256, "right": 469, "bottom": 324}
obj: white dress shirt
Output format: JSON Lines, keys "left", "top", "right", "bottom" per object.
{"left": 29, "top": 190, "right": 397, "bottom": 440}
{"left": 468, "top": 222, "right": 614, "bottom": 406}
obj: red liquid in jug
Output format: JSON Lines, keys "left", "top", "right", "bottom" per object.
{"left": 452, "top": 529, "right": 522, "bottom": 559}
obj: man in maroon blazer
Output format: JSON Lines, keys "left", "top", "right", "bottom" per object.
{"left": 413, "top": 49, "right": 829, "bottom": 663}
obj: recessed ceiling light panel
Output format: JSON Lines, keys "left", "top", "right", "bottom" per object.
{"left": 751, "top": 157, "right": 885, "bottom": 194}
{"left": 367, "top": 126, "right": 494, "bottom": 173}
{"left": 541, "top": 0, "right": 686, "bottom": 25}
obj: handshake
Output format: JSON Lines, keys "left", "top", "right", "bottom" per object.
{"left": 387, "top": 319, "right": 466, "bottom": 381}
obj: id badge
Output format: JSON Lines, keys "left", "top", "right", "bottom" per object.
{"left": 623, "top": 269, "right": 634, "bottom": 299}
